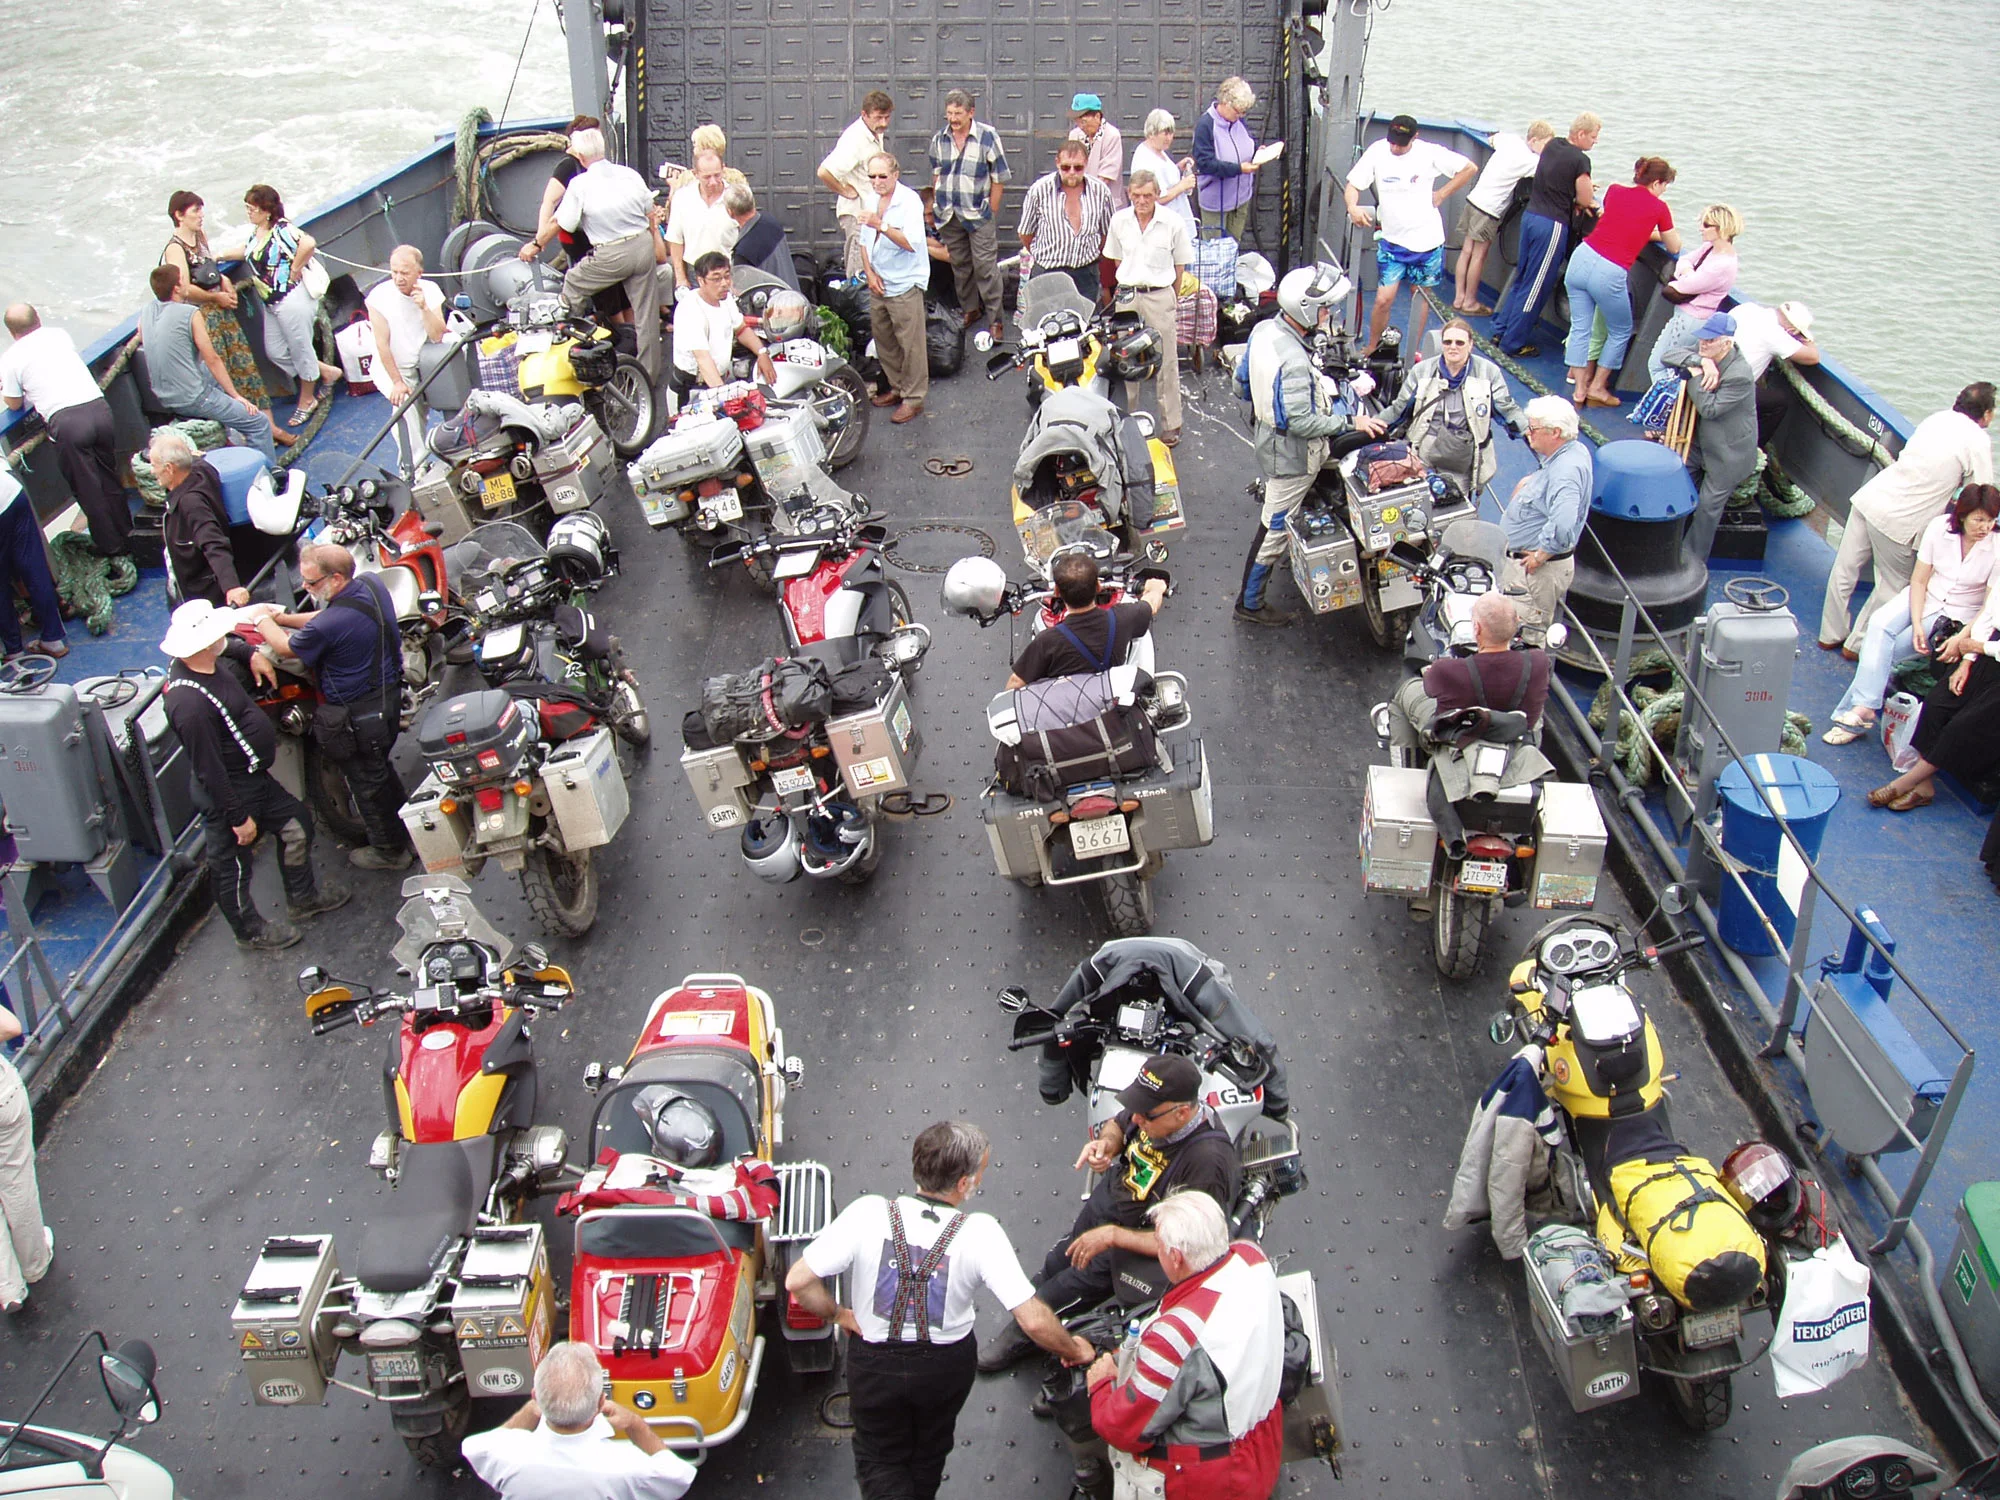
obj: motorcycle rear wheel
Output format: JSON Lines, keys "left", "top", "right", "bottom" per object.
{"left": 610, "top": 673, "right": 652, "bottom": 748}
{"left": 1663, "top": 1372, "right": 1733, "bottom": 1432}
{"left": 594, "top": 356, "right": 660, "bottom": 459}
{"left": 306, "top": 741, "right": 370, "bottom": 847}
{"left": 399, "top": 1385, "right": 471, "bottom": 1468}
{"left": 1432, "top": 883, "right": 1493, "bottom": 980}
{"left": 521, "top": 846, "right": 599, "bottom": 936}
{"left": 812, "top": 366, "right": 872, "bottom": 471}
{"left": 1090, "top": 871, "right": 1154, "bottom": 938}
{"left": 1362, "top": 571, "right": 1415, "bottom": 650}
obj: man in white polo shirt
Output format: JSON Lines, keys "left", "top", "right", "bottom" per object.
{"left": 671, "top": 252, "right": 776, "bottom": 389}
{"left": 555, "top": 128, "right": 663, "bottom": 381}
{"left": 819, "top": 91, "right": 894, "bottom": 279}
{"left": 786, "top": 1121, "right": 1091, "bottom": 1500}
{"left": 1102, "top": 170, "right": 1193, "bottom": 445}
{"left": 364, "top": 246, "right": 446, "bottom": 474}
{"left": 461, "top": 1341, "right": 694, "bottom": 1500}
{"left": 663, "top": 150, "right": 740, "bottom": 293}
{"left": 0, "top": 304, "right": 130, "bottom": 556}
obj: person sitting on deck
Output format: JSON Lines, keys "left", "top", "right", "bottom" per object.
{"left": 136, "top": 264, "right": 276, "bottom": 461}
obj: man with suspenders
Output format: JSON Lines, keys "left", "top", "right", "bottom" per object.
{"left": 787, "top": 1121, "right": 1093, "bottom": 1500}
{"left": 1008, "top": 552, "right": 1168, "bottom": 689}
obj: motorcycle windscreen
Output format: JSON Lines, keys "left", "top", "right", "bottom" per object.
{"left": 389, "top": 875, "right": 515, "bottom": 975}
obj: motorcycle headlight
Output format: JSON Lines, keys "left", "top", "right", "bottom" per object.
{"left": 359, "top": 1319, "right": 423, "bottom": 1348}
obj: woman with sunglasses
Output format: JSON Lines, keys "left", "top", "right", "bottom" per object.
{"left": 1645, "top": 204, "right": 1742, "bottom": 383}
{"left": 1373, "top": 318, "right": 1523, "bottom": 501}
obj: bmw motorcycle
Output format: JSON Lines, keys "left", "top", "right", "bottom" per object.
{"left": 236, "top": 877, "right": 577, "bottom": 1465}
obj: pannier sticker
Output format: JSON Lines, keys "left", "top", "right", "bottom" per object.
{"left": 850, "top": 755, "right": 896, "bottom": 789}
{"left": 891, "top": 701, "right": 913, "bottom": 750}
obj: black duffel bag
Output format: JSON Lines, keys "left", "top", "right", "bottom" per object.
{"left": 926, "top": 298, "right": 966, "bottom": 378}
{"left": 995, "top": 704, "right": 1158, "bottom": 803}
{"left": 700, "top": 657, "right": 834, "bottom": 743}
{"left": 829, "top": 657, "right": 894, "bottom": 714}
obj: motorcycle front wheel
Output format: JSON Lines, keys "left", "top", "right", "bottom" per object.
{"left": 593, "top": 356, "right": 660, "bottom": 459}
{"left": 1663, "top": 1372, "right": 1733, "bottom": 1432}
{"left": 521, "top": 846, "right": 599, "bottom": 936}
{"left": 1432, "top": 883, "right": 1494, "bottom": 980}
{"left": 1088, "top": 871, "right": 1154, "bottom": 938}
{"left": 609, "top": 672, "right": 652, "bottom": 748}
{"left": 1362, "top": 569, "right": 1416, "bottom": 651}
{"left": 811, "top": 366, "right": 872, "bottom": 471}
{"left": 306, "top": 741, "right": 370, "bottom": 847}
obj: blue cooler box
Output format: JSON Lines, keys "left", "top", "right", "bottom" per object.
{"left": 206, "top": 446, "right": 270, "bottom": 525}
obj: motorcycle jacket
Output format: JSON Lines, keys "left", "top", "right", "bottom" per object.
{"left": 1090, "top": 1241, "right": 1287, "bottom": 1500}
{"left": 1236, "top": 317, "right": 1348, "bottom": 479}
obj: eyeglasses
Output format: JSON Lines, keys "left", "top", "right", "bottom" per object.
{"left": 867, "top": 171, "right": 895, "bottom": 180}
{"left": 1139, "top": 1101, "right": 1187, "bottom": 1123}
{"left": 299, "top": 571, "right": 328, "bottom": 589}
{"left": 1058, "top": 165, "right": 1086, "bottom": 173}
{"left": 1440, "top": 336, "right": 1471, "bottom": 346}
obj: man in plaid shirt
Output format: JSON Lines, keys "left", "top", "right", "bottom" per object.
{"left": 926, "top": 89, "right": 1012, "bottom": 341}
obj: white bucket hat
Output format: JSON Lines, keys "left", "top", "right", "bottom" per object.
{"left": 159, "top": 599, "right": 240, "bottom": 660}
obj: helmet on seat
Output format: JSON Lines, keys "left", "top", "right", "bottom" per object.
{"left": 1720, "top": 1141, "right": 1807, "bottom": 1238}
{"left": 1276, "top": 261, "right": 1353, "bottom": 329}
{"left": 1101, "top": 311, "right": 1163, "bottom": 382}
{"left": 632, "top": 1085, "right": 724, "bottom": 1169}
{"left": 760, "top": 288, "right": 813, "bottom": 343}
{"left": 941, "top": 555, "right": 1008, "bottom": 617}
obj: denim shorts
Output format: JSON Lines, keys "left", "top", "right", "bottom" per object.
{"left": 1377, "top": 240, "right": 1445, "bottom": 288}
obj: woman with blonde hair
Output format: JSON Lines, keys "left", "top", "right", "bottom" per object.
{"left": 1645, "top": 203, "right": 1742, "bottom": 382}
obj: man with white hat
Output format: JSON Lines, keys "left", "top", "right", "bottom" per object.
{"left": 159, "top": 599, "right": 350, "bottom": 950}
{"left": 1724, "top": 297, "right": 1819, "bottom": 444}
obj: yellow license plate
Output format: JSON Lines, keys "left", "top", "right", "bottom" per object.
{"left": 481, "top": 472, "right": 517, "bottom": 508}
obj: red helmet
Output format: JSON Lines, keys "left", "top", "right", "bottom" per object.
{"left": 1720, "top": 1141, "right": 1806, "bottom": 1237}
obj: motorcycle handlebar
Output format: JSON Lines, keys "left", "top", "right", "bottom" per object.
{"left": 1648, "top": 932, "right": 1708, "bottom": 960}
{"left": 311, "top": 1008, "right": 361, "bottom": 1036}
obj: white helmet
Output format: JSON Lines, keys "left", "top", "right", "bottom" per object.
{"left": 247, "top": 468, "right": 307, "bottom": 536}
{"left": 1276, "top": 261, "right": 1352, "bottom": 329}
{"left": 940, "top": 555, "right": 1008, "bottom": 617}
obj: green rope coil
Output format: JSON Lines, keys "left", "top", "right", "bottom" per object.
{"left": 455, "top": 108, "right": 494, "bottom": 226}
{"left": 48, "top": 530, "right": 137, "bottom": 636}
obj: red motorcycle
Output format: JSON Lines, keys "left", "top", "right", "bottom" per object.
{"left": 713, "top": 513, "right": 930, "bottom": 671}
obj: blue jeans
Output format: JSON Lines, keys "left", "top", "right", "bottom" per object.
{"left": 1646, "top": 307, "right": 1703, "bottom": 383}
{"left": 1835, "top": 589, "right": 1935, "bottom": 718}
{"left": 1563, "top": 244, "right": 1634, "bottom": 369}
{"left": 1492, "top": 212, "right": 1567, "bottom": 353}
{"left": 178, "top": 383, "right": 277, "bottom": 462}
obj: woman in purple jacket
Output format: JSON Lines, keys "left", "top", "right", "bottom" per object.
{"left": 1192, "top": 75, "right": 1262, "bottom": 242}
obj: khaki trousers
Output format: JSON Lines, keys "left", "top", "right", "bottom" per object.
{"left": 563, "top": 229, "right": 661, "bottom": 381}
{"left": 0, "top": 1060, "right": 50, "bottom": 1307}
{"left": 838, "top": 216, "right": 869, "bottom": 279}
{"left": 1125, "top": 286, "right": 1182, "bottom": 431}
{"left": 1819, "top": 511, "right": 1916, "bottom": 652}
{"left": 1499, "top": 552, "right": 1575, "bottom": 645}
{"left": 871, "top": 285, "right": 929, "bottom": 405}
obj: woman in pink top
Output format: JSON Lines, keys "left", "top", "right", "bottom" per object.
{"left": 1824, "top": 483, "right": 2000, "bottom": 743}
{"left": 1645, "top": 204, "right": 1742, "bottom": 382}
{"left": 1563, "top": 157, "right": 1680, "bottom": 407}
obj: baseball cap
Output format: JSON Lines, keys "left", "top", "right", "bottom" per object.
{"left": 1778, "top": 300, "right": 1814, "bottom": 335}
{"left": 1697, "top": 311, "right": 1738, "bottom": 339}
{"left": 1386, "top": 114, "right": 1419, "bottom": 144}
{"left": 1116, "top": 1053, "right": 1203, "bottom": 1115}
{"left": 1071, "top": 92, "right": 1104, "bottom": 114}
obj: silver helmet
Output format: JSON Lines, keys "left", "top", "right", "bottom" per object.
{"left": 941, "top": 555, "right": 1008, "bottom": 617}
{"left": 1276, "top": 260, "right": 1353, "bottom": 329}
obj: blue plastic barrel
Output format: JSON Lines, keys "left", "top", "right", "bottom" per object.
{"left": 205, "top": 446, "right": 269, "bottom": 526}
{"left": 1715, "top": 754, "right": 1842, "bottom": 955}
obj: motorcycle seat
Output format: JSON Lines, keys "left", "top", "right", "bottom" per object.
{"left": 791, "top": 636, "right": 869, "bottom": 672}
{"left": 355, "top": 1139, "right": 497, "bottom": 1293}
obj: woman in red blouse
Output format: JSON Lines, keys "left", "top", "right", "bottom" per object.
{"left": 1562, "top": 157, "right": 1681, "bottom": 408}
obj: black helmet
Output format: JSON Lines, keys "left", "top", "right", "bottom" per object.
{"left": 632, "top": 1085, "right": 723, "bottom": 1169}
{"left": 1102, "top": 311, "right": 1163, "bottom": 382}
{"left": 1720, "top": 1141, "right": 1806, "bottom": 1238}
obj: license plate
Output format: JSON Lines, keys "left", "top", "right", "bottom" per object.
{"left": 1457, "top": 858, "right": 1508, "bottom": 894}
{"left": 480, "top": 471, "right": 516, "bottom": 508}
{"left": 703, "top": 491, "right": 743, "bottom": 523}
{"left": 1680, "top": 1306, "right": 1741, "bottom": 1349}
{"left": 369, "top": 1351, "right": 422, "bottom": 1382}
{"left": 771, "top": 765, "right": 814, "bottom": 795}
{"left": 1069, "top": 815, "right": 1130, "bottom": 858}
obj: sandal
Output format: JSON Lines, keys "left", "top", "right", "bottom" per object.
{"left": 1586, "top": 392, "right": 1623, "bottom": 408}
{"left": 1888, "top": 785, "right": 1935, "bottom": 812}
{"left": 1821, "top": 711, "right": 1874, "bottom": 746}
{"left": 1866, "top": 784, "right": 1903, "bottom": 808}
{"left": 288, "top": 402, "right": 317, "bottom": 427}
{"left": 1161, "top": 428, "right": 1181, "bottom": 448}
{"left": 1464, "top": 303, "right": 1495, "bottom": 317}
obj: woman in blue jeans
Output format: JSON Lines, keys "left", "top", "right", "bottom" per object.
{"left": 1564, "top": 157, "right": 1679, "bottom": 408}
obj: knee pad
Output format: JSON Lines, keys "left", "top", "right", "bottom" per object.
{"left": 277, "top": 817, "right": 311, "bottom": 865}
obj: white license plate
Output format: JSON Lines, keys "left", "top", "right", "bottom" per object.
{"left": 1457, "top": 858, "right": 1508, "bottom": 894}
{"left": 1069, "top": 815, "right": 1130, "bottom": 858}
{"left": 1680, "top": 1306, "right": 1741, "bottom": 1349}
{"left": 369, "top": 1351, "right": 422, "bottom": 1382}
{"left": 703, "top": 492, "right": 743, "bottom": 523}
{"left": 771, "top": 765, "right": 814, "bottom": 795}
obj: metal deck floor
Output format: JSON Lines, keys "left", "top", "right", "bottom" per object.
{"left": 2, "top": 348, "right": 1934, "bottom": 1494}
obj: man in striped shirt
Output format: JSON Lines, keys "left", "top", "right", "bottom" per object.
{"left": 1018, "top": 141, "right": 1113, "bottom": 303}
{"left": 1086, "top": 1192, "right": 1286, "bottom": 1500}
{"left": 926, "top": 89, "right": 1012, "bottom": 340}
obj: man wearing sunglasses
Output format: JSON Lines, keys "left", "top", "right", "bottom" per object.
{"left": 858, "top": 153, "right": 930, "bottom": 424}
{"left": 1018, "top": 141, "right": 1114, "bottom": 303}
{"left": 978, "top": 1052, "right": 1240, "bottom": 1373}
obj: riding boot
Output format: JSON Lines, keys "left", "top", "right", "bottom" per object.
{"left": 1234, "top": 561, "right": 1296, "bottom": 625}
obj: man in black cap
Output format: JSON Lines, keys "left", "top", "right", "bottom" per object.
{"left": 978, "top": 1052, "right": 1242, "bottom": 1372}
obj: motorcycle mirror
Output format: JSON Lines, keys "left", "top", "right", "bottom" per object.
{"left": 1369, "top": 702, "right": 1394, "bottom": 742}
{"left": 1544, "top": 621, "right": 1570, "bottom": 651}
{"left": 99, "top": 1340, "right": 160, "bottom": 1424}
{"left": 1388, "top": 540, "right": 1430, "bottom": 572}
{"left": 995, "top": 985, "right": 1031, "bottom": 1013}
{"left": 1660, "top": 882, "right": 1693, "bottom": 917}
{"left": 518, "top": 942, "right": 550, "bottom": 973}
{"left": 297, "top": 965, "right": 329, "bottom": 994}
{"left": 1487, "top": 1011, "right": 1517, "bottom": 1046}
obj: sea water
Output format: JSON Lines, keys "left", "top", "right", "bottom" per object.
{"left": 0, "top": 0, "right": 1993, "bottom": 432}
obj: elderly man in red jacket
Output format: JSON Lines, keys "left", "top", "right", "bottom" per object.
{"left": 1086, "top": 1191, "right": 1286, "bottom": 1500}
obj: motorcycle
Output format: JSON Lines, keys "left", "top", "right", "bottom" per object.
{"left": 1777, "top": 1438, "right": 1999, "bottom": 1499}
{"left": 1362, "top": 517, "right": 1602, "bottom": 979}
{"left": 987, "top": 276, "right": 1185, "bottom": 562}
{"left": 941, "top": 544, "right": 1214, "bottom": 937}
{"left": 563, "top": 970, "right": 835, "bottom": 1451}
{"left": 994, "top": 939, "right": 1343, "bottom": 1478}
{"left": 1482, "top": 885, "right": 1839, "bottom": 1430}
{"left": 234, "top": 877, "right": 578, "bottom": 1465}
{"left": 720, "top": 269, "right": 872, "bottom": 471}
{"left": 709, "top": 509, "right": 929, "bottom": 665}
{"left": 509, "top": 286, "right": 661, "bottom": 459}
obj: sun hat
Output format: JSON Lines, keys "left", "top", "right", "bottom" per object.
{"left": 159, "top": 598, "right": 240, "bottom": 659}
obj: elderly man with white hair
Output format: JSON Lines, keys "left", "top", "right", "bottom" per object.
{"left": 1084, "top": 1191, "right": 1288, "bottom": 1500}
{"left": 554, "top": 128, "right": 663, "bottom": 380}
{"left": 1498, "top": 394, "right": 1592, "bottom": 640}
{"left": 1660, "top": 309, "right": 1758, "bottom": 562}
{"left": 1386, "top": 590, "right": 1553, "bottom": 759}
{"left": 151, "top": 429, "right": 248, "bottom": 609}
{"left": 461, "top": 1341, "right": 696, "bottom": 1500}
{"left": 364, "top": 245, "right": 446, "bottom": 474}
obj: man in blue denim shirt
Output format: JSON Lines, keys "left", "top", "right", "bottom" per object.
{"left": 1499, "top": 394, "right": 1592, "bottom": 641}
{"left": 926, "top": 90, "right": 1011, "bottom": 341}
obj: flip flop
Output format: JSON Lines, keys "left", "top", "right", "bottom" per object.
{"left": 1821, "top": 711, "right": 1874, "bottom": 746}
{"left": 1464, "top": 304, "right": 1495, "bottom": 317}
{"left": 1586, "top": 392, "right": 1623, "bottom": 409}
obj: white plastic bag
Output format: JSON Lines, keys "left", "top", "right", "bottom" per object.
{"left": 1880, "top": 691, "right": 1923, "bottom": 773}
{"left": 1771, "top": 1236, "right": 1872, "bottom": 1397}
